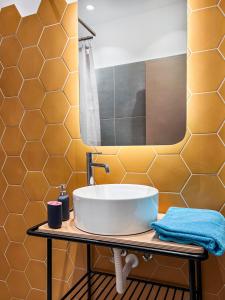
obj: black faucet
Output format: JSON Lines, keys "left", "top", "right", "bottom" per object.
{"left": 86, "top": 152, "right": 110, "bottom": 185}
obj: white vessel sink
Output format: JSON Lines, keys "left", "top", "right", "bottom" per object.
{"left": 73, "top": 184, "right": 158, "bottom": 236}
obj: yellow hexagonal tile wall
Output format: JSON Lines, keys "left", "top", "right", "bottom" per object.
{"left": 22, "top": 142, "right": 48, "bottom": 171}
{"left": 64, "top": 107, "right": 80, "bottom": 138}
{"left": 27, "top": 289, "right": 46, "bottom": 300}
{"left": 0, "top": 228, "right": 8, "bottom": 252}
{"left": 6, "top": 243, "right": 29, "bottom": 271}
{"left": 181, "top": 135, "right": 224, "bottom": 174}
{"left": 2, "top": 127, "right": 25, "bottom": 156}
{"left": 63, "top": 38, "right": 78, "bottom": 71}
{"left": 182, "top": 175, "right": 225, "bottom": 210}
{"left": 19, "top": 79, "right": 45, "bottom": 109}
{"left": 218, "top": 122, "right": 225, "bottom": 144}
{"left": 38, "top": 0, "right": 66, "bottom": 26}
{"left": 24, "top": 236, "right": 46, "bottom": 261}
{"left": 0, "top": 5, "right": 21, "bottom": 37}
{"left": 44, "top": 157, "right": 71, "bottom": 185}
{"left": 17, "top": 15, "right": 43, "bottom": 47}
{"left": 122, "top": 173, "right": 152, "bottom": 185}
{"left": 39, "top": 24, "right": 67, "bottom": 58}
{"left": 40, "top": 58, "right": 68, "bottom": 91}
{"left": 0, "top": 67, "right": 23, "bottom": 97}
{"left": 188, "top": 50, "right": 225, "bottom": 93}
{"left": 63, "top": 72, "right": 79, "bottom": 105}
{"left": 41, "top": 91, "right": 69, "bottom": 123}
{"left": 0, "top": 251, "right": 10, "bottom": 280}
{"left": 118, "top": 146, "right": 156, "bottom": 172}
{"left": 42, "top": 125, "right": 71, "bottom": 155}
{"left": 159, "top": 193, "right": 187, "bottom": 213}
{"left": 0, "top": 281, "right": 10, "bottom": 299}
{"left": 25, "top": 260, "right": 46, "bottom": 290}
{"left": 3, "top": 186, "right": 28, "bottom": 214}
{"left": 7, "top": 270, "right": 30, "bottom": 299}
{"left": 0, "top": 97, "right": 23, "bottom": 126}
{"left": 148, "top": 155, "right": 190, "bottom": 192}
{"left": 23, "top": 172, "right": 49, "bottom": 201}
{"left": 0, "top": 36, "right": 22, "bottom": 67}
{"left": 21, "top": 110, "right": 46, "bottom": 141}
{"left": 189, "top": 0, "right": 219, "bottom": 10}
{"left": 189, "top": 7, "right": 224, "bottom": 51}
{"left": 18, "top": 47, "right": 44, "bottom": 79}
{"left": 3, "top": 157, "right": 26, "bottom": 185}
{"left": 5, "top": 214, "right": 27, "bottom": 242}
{"left": 24, "top": 201, "right": 46, "bottom": 227}
{"left": 188, "top": 93, "right": 225, "bottom": 133}
{"left": 218, "top": 164, "right": 225, "bottom": 185}
{"left": 62, "top": 3, "right": 78, "bottom": 37}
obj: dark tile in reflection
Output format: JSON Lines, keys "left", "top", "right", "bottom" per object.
{"left": 100, "top": 118, "right": 115, "bottom": 146}
{"left": 115, "top": 117, "right": 146, "bottom": 145}
{"left": 96, "top": 67, "right": 114, "bottom": 119}
{"left": 115, "top": 62, "right": 145, "bottom": 118}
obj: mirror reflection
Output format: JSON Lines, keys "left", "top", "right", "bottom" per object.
{"left": 78, "top": 0, "right": 187, "bottom": 146}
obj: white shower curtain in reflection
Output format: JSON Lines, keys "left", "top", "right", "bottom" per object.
{"left": 79, "top": 41, "right": 101, "bottom": 146}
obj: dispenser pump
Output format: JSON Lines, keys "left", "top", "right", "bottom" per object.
{"left": 58, "top": 184, "right": 70, "bottom": 221}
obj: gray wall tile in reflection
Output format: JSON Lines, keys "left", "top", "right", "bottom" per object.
{"left": 96, "top": 67, "right": 114, "bottom": 119}
{"left": 100, "top": 118, "right": 115, "bottom": 146}
{"left": 115, "top": 117, "right": 146, "bottom": 145}
{"left": 115, "top": 62, "right": 145, "bottom": 118}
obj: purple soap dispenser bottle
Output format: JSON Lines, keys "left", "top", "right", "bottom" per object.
{"left": 58, "top": 184, "right": 70, "bottom": 221}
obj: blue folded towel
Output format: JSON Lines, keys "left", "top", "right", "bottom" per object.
{"left": 151, "top": 207, "right": 225, "bottom": 256}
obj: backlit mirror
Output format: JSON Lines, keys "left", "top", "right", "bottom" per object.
{"left": 78, "top": 0, "right": 187, "bottom": 146}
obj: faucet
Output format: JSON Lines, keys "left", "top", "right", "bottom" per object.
{"left": 86, "top": 152, "right": 110, "bottom": 185}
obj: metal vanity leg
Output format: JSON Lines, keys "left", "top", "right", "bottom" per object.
{"left": 196, "top": 261, "right": 202, "bottom": 300}
{"left": 189, "top": 260, "right": 196, "bottom": 300}
{"left": 87, "top": 244, "right": 92, "bottom": 300}
{"left": 47, "top": 239, "right": 52, "bottom": 300}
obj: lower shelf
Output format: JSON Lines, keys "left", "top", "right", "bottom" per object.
{"left": 62, "top": 271, "right": 190, "bottom": 300}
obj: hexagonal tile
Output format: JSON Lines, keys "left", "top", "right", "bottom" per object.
{"left": 25, "top": 260, "right": 46, "bottom": 290}
{"left": 182, "top": 175, "right": 225, "bottom": 210}
{"left": 52, "top": 249, "right": 74, "bottom": 281}
{"left": 21, "top": 110, "right": 45, "bottom": 141}
{"left": 2, "top": 127, "right": 25, "bottom": 156}
{"left": 189, "top": 0, "right": 219, "bottom": 10}
{"left": 152, "top": 266, "right": 187, "bottom": 286}
{"left": 219, "top": 37, "right": 225, "bottom": 58}
{"left": 67, "top": 173, "right": 87, "bottom": 198}
{"left": 159, "top": 193, "right": 187, "bottom": 213}
{"left": 188, "top": 93, "right": 225, "bottom": 133}
{"left": 0, "top": 201, "right": 8, "bottom": 226}
{"left": 44, "top": 157, "right": 71, "bottom": 185}
{"left": 3, "top": 186, "right": 28, "bottom": 214}
{"left": 6, "top": 243, "right": 29, "bottom": 271}
{"left": 0, "top": 281, "right": 10, "bottom": 299}
{"left": 188, "top": 50, "right": 225, "bottom": 93}
{"left": 0, "top": 97, "right": 23, "bottom": 126}
{"left": 64, "top": 107, "right": 80, "bottom": 138}
{"left": 118, "top": 146, "right": 156, "bottom": 172}
{"left": 63, "top": 72, "right": 79, "bottom": 105}
{"left": 189, "top": 8, "right": 224, "bottom": 51}
{"left": 0, "top": 118, "right": 5, "bottom": 139}
{"left": 219, "top": 80, "right": 225, "bottom": 100}
{"left": 66, "top": 139, "right": 94, "bottom": 171}
{"left": 0, "top": 144, "right": 6, "bottom": 168}
{"left": 24, "top": 201, "right": 46, "bottom": 227}
{"left": 148, "top": 156, "right": 190, "bottom": 192}
{"left": 219, "top": 0, "right": 225, "bottom": 13}
{"left": 122, "top": 173, "right": 152, "bottom": 185}
{"left": 27, "top": 289, "right": 46, "bottom": 300}
{"left": 94, "top": 146, "right": 120, "bottom": 155}
{"left": 22, "top": 142, "right": 48, "bottom": 171}
{"left": 19, "top": 79, "right": 45, "bottom": 109}
{"left": 17, "top": 14, "right": 43, "bottom": 47}
{"left": 219, "top": 286, "right": 225, "bottom": 300}
{"left": 0, "top": 67, "right": 23, "bottom": 97}
{"left": 0, "top": 36, "right": 22, "bottom": 67}
{"left": 0, "top": 5, "right": 21, "bottom": 36}
{"left": 38, "top": 0, "right": 67, "bottom": 26}
{"left": 182, "top": 135, "right": 224, "bottom": 174}
{"left": 218, "top": 164, "right": 225, "bottom": 185}
{"left": 5, "top": 214, "right": 27, "bottom": 242}
{"left": 41, "top": 91, "right": 69, "bottom": 123}
{"left": 63, "top": 38, "right": 78, "bottom": 71}
{"left": 18, "top": 47, "right": 44, "bottom": 79}
{"left": 3, "top": 157, "right": 26, "bottom": 185}
{"left": 0, "top": 228, "right": 8, "bottom": 252}
{"left": 62, "top": 3, "right": 78, "bottom": 37}
{"left": 40, "top": 59, "right": 68, "bottom": 91}
{"left": 23, "top": 172, "right": 49, "bottom": 201}
{"left": 218, "top": 122, "right": 225, "bottom": 144}
{"left": 7, "top": 270, "right": 30, "bottom": 299}
{"left": 95, "top": 155, "right": 126, "bottom": 184}
{"left": 39, "top": 24, "right": 67, "bottom": 58}
{"left": 42, "top": 125, "right": 70, "bottom": 155}
{"left": 0, "top": 251, "right": 10, "bottom": 280}
{"left": 25, "top": 235, "right": 46, "bottom": 260}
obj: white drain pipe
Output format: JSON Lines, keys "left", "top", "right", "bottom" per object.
{"left": 113, "top": 248, "right": 139, "bottom": 294}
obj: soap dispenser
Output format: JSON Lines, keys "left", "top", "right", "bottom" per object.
{"left": 58, "top": 184, "right": 70, "bottom": 221}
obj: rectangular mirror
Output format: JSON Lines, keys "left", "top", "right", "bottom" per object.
{"left": 78, "top": 0, "right": 187, "bottom": 146}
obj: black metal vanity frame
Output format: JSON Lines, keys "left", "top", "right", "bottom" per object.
{"left": 27, "top": 221, "right": 208, "bottom": 300}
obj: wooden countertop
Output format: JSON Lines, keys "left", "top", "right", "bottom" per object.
{"left": 39, "top": 213, "right": 204, "bottom": 255}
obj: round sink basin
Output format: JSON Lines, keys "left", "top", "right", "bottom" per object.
{"left": 73, "top": 184, "right": 158, "bottom": 236}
